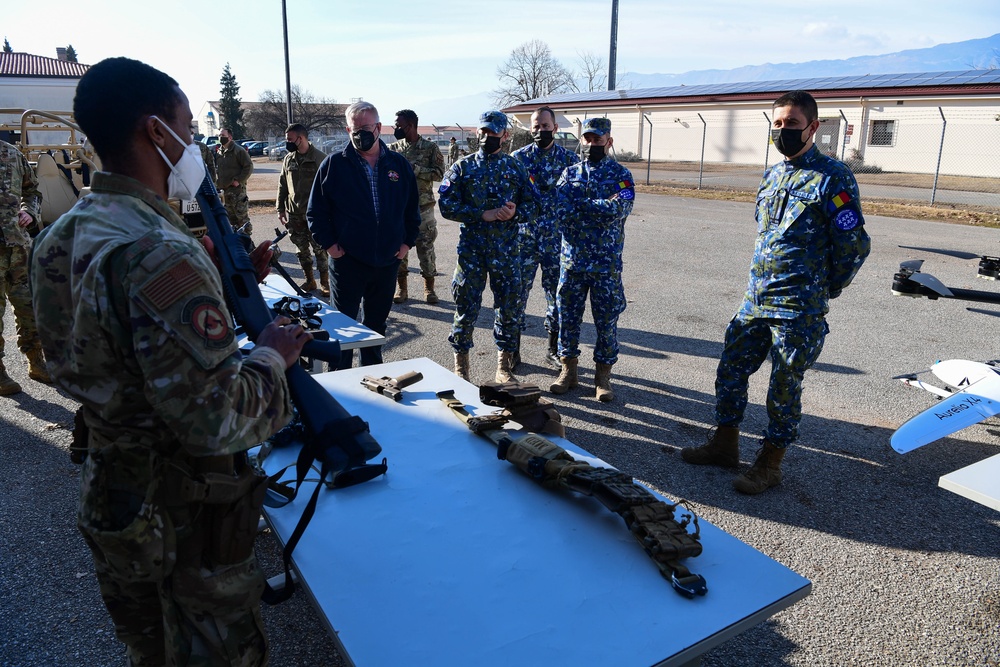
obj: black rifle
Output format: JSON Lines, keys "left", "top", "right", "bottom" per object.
{"left": 195, "top": 172, "right": 387, "bottom": 604}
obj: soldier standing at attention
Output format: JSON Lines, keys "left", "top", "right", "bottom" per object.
{"left": 215, "top": 126, "right": 253, "bottom": 234}
{"left": 278, "top": 123, "right": 328, "bottom": 295}
{"left": 388, "top": 109, "right": 445, "bottom": 304}
{"left": 549, "top": 118, "right": 634, "bottom": 404}
{"left": 447, "top": 136, "right": 461, "bottom": 167}
{"left": 30, "top": 56, "right": 308, "bottom": 665}
{"left": 438, "top": 110, "right": 538, "bottom": 384}
{"left": 680, "top": 90, "right": 870, "bottom": 495}
{"left": 0, "top": 139, "right": 50, "bottom": 394}
{"left": 511, "top": 106, "right": 580, "bottom": 369}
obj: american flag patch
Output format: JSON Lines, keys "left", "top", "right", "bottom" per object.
{"left": 141, "top": 259, "right": 205, "bottom": 310}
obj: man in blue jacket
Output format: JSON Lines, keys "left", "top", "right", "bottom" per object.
{"left": 308, "top": 101, "right": 420, "bottom": 368}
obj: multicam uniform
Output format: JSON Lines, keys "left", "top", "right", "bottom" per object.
{"left": 447, "top": 140, "right": 460, "bottom": 167}
{"left": 715, "top": 144, "right": 870, "bottom": 447}
{"left": 511, "top": 141, "right": 580, "bottom": 336}
{"left": 553, "top": 155, "right": 634, "bottom": 363}
{"left": 438, "top": 150, "right": 538, "bottom": 353}
{"left": 198, "top": 141, "right": 217, "bottom": 185}
{"left": 30, "top": 172, "right": 293, "bottom": 666}
{"left": 215, "top": 140, "right": 254, "bottom": 233}
{"left": 0, "top": 140, "right": 44, "bottom": 363}
{"left": 388, "top": 135, "right": 444, "bottom": 278}
{"left": 277, "top": 142, "right": 327, "bottom": 275}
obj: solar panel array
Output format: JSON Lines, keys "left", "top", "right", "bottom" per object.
{"left": 525, "top": 70, "right": 1000, "bottom": 105}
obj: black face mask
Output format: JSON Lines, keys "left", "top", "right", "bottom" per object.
{"left": 482, "top": 135, "right": 502, "bottom": 154}
{"left": 285, "top": 140, "right": 298, "bottom": 153}
{"left": 771, "top": 127, "right": 810, "bottom": 157}
{"left": 533, "top": 130, "right": 554, "bottom": 149}
{"left": 352, "top": 130, "right": 377, "bottom": 152}
{"left": 587, "top": 144, "right": 606, "bottom": 164}
{"left": 219, "top": 136, "right": 230, "bottom": 145}
{"left": 393, "top": 127, "right": 407, "bottom": 140}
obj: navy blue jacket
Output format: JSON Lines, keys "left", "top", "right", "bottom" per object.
{"left": 307, "top": 141, "right": 420, "bottom": 268}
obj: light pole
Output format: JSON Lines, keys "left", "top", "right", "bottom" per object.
{"left": 608, "top": 0, "right": 619, "bottom": 91}
{"left": 281, "top": 0, "right": 293, "bottom": 124}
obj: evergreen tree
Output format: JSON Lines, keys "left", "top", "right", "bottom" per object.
{"left": 3, "top": 38, "right": 12, "bottom": 53}
{"left": 219, "top": 63, "right": 246, "bottom": 140}
{"left": 65, "top": 45, "right": 78, "bottom": 62}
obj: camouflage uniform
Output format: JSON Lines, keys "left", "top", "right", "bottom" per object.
{"left": 198, "top": 141, "right": 217, "bottom": 185}
{"left": 31, "top": 171, "right": 293, "bottom": 666}
{"left": 388, "top": 135, "right": 444, "bottom": 278}
{"left": 553, "top": 151, "right": 634, "bottom": 364}
{"left": 0, "top": 140, "right": 44, "bottom": 363}
{"left": 447, "top": 140, "right": 460, "bottom": 167}
{"left": 511, "top": 141, "right": 580, "bottom": 335}
{"left": 277, "top": 142, "right": 327, "bottom": 275}
{"left": 438, "top": 149, "right": 538, "bottom": 353}
{"left": 715, "top": 144, "right": 871, "bottom": 447}
{"left": 215, "top": 140, "right": 254, "bottom": 233}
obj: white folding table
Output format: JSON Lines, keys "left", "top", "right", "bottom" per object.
{"left": 259, "top": 358, "right": 811, "bottom": 666}
{"left": 939, "top": 452, "right": 1000, "bottom": 512}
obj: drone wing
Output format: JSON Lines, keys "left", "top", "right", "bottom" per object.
{"left": 891, "top": 369, "right": 1000, "bottom": 453}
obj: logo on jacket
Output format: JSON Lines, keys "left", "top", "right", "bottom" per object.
{"left": 388, "top": 170, "right": 400, "bottom": 182}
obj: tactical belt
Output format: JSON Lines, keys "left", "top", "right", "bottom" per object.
{"left": 437, "top": 389, "right": 707, "bottom": 599}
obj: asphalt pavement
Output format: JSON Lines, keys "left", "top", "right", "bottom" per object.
{"left": 1, "top": 192, "right": 999, "bottom": 666}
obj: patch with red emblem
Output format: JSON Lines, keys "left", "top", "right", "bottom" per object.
{"left": 181, "top": 296, "right": 233, "bottom": 349}
{"left": 388, "top": 170, "right": 400, "bottom": 182}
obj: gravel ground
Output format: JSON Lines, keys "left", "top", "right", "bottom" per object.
{"left": 1, "top": 192, "right": 999, "bottom": 666}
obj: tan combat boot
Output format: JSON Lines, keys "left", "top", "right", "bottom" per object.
{"left": 549, "top": 357, "right": 578, "bottom": 394}
{"left": 681, "top": 425, "right": 740, "bottom": 468}
{"left": 26, "top": 349, "right": 52, "bottom": 384}
{"left": 0, "top": 362, "right": 22, "bottom": 396}
{"left": 423, "top": 276, "right": 439, "bottom": 304}
{"left": 393, "top": 274, "right": 408, "bottom": 304}
{"left": 318, "top": 267, "right": 331, "bottom": 297}
{"left": 454, "top": 352, "right": 470, "bottom": 382}
{"left": 510, "top": 331, "right": 521, "bottom": 373}
{"left": 594, "top": 362, "right": 615, "bottom": 403}
{"left": 300, "top": 265, "right": 317, "bottom": 292}
{"left": 496, "top": 351, "right": 519, "bottom": 384}
{"left": 732, "top": 440, "right": 786, "bottom": 494}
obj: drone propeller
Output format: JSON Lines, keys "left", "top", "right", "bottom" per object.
{"left": 897, "top": 245, "right": 980, "bottom": 261}
{"left": 899, "top": 259, "right": 924, "bottom": 272}
{"left": 907, "top": 271, "right": 954, "bottom": 297}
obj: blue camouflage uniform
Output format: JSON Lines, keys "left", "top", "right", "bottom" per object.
{"left": 438, "top": 124, "right": 539, "bottom": 354}
{"left": 553, "top": 121, "right": 634, "bottom": 364}
{"left": 715, "top": 144, "right": 871, "bottom": 448}
{"left": 511, "top": 141, "right": 580, "bottom": 335}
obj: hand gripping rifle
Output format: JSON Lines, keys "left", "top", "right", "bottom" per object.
{"left": 437, "top": 385, "right": 707, "bottom": 599}
{"left": 194, "top": 171, "right": 387, "bottom": 604}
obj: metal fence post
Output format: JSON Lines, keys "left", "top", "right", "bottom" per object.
{"left": 839, "top": 109, "right": 849, "bottom": 161}
{"left": 931, "top": 107, "right": 947, "bottom": 205}
{"left": 697, "top": 113, "right": 706, "bottom": 189}
{"left": 644, "top": 113, "right": 653, "bottom": 185}
{"left": 763, "top": 112, "right": 771, "bottom": 171}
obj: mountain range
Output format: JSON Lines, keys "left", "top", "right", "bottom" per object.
{"left": 419, "top": 33, "right": 1000, "bottom": 125}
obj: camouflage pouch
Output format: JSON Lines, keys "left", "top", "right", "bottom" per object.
{"left": 207, "top": 466, "right": 269, "bottom": 566}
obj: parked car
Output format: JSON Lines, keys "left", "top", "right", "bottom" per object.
{"left": 267, "top": 142, "right": 288, "bottom": 160}
{"left": 553, "top": 131, "right": 579, "bottom": 152}
{"left": 320, "top": 138, "right": 349, "bottom": 154}
{"left": 246, "top": 141, "right": 270, "bottom": 157}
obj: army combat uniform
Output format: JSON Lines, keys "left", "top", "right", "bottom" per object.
{"left": 215, "top": 140, "right": 254, "bottom": 234}
{"left": 511, "top": 141, "right": 580, "bottom": 358}
{"left": 198, "top": 141, "right": 217, "bottom": 185}
{"left": 31, "top": 172, "right": 294, "bottom": 666}
{"left": 438, "top": 148, "right": 538, "bottom": 357}
{"left": 0, "top": 139, "right": 49, "bottom": 394}
{"left": 388, "top": 135, "right": 445, "bottom": 302}
{"left": 277, "top": 141, "right": 327, "bottom": 293}
{"left": 447, "top": 140, "right": 461, "bottom": 167}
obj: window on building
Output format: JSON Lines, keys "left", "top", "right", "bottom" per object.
{"left": 869, "top": 119, "right": 896, "bottom": 147}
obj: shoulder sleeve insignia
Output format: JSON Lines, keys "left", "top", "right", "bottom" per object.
{"left": 827, "top": 190, "right": 853, "bottom": 213}
{"left": 181, "top": 295, "right": 233, "bottom": 349}
{"left": 438, "top": 177, "right": 452, "bottom": 193}
{"left": 834, "top": 207, "right": 861, "bottom": 231}
{"left": 140, "top": 258, "right": 205, "bottom": 310}
{"left": 615, "top": 178, "right": 635, "bottom": 200}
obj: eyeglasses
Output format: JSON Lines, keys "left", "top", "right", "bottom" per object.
{"left": 352, "top": 124, "right": 378, "bottom": 133}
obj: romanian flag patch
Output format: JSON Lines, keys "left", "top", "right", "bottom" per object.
{"left": 616, "top": 179, "right": 634, "bottom": 191}
{"left": 828, "top": 190, "right": 852, "bottom": 213}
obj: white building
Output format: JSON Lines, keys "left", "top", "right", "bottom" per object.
{"left": 0, "top": 49, "right": 89, "bottom": 142}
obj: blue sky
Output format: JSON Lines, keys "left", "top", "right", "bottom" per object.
{"left": 5, "top": 0, "right": 999, "bottom": 123}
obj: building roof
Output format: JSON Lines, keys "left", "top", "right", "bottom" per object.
{"left": 505, "top": 69, "right": 1000, "bottom": 112}
{"left": 0, "top": 52, "right": 90, "bottom": 78}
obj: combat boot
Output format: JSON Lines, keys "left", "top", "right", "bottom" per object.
{"left": 545, "top": 330, "right": 560, "bottom": 367}
{"left": 394, "top": 274, "right": 408, "bottom": 304}
{"left": 496, "top": 351, "right": 519, "bottom": 384}
{"left": 733, "top": 440, "right": 786, "bottom": 495}
{"left": 26, "top": 349, "right": 52, "bottom": 384}
{"left": 549, "top": 357, "right": 578, "bottom": 394}
{"left": 300, "top": 265, "right": 317, "bottom": 292}
{"left": 454, "top": 352, "right": 470, "bottom": 383}
{"left": 594, "top": 362, "right": 615, "bottom": 403}
{"left": 510, "top": 331, "right": 521, "bottom": 372}
{"left": 318, "top": 267, "right": 331, "bottom": 297}
{"left": 0, "top": 363, "right": 21, "bottom": 396}
{"left": 681, "top": 425, "right": 740, "bottom": 468}
{"left": 423, "top": 276, "right": 439, "bottom": 304}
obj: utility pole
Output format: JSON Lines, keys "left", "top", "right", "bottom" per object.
{"left": 282, "top": 0, "right": 293, "bottom": 124}
{"left": 608, "top": 0, "right": 619, "bottom": 91}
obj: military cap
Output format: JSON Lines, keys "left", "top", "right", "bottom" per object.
{"left": 582, "top": 117, "right": 611, "bottom": 136}
{"left": 479, "top": 110, "right": 508, "bottom": 134}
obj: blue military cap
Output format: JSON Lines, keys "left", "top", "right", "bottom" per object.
{"left": 582, "top": 117, "right": 611, "bottom": 136}
{"left": 479, "top": 110, "right": 508, "bottom": 134}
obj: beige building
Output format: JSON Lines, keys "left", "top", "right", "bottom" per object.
{"left": 504, "top": 71, "right": 1000, "bottom": 179}
{"left": 0, "top": 49, "right": 89, "bottom": 143}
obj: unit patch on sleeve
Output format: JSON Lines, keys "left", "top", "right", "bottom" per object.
{"left": 181, "top": 295, "right": 233, "bottom": 349}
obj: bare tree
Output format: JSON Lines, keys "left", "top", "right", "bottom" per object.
{"left": 245, "top": 85, "right": 346, "bottom": 139}
{"left": 576, "top": 51, "right": 607, "bottom": 92}
{"left": 493, "top": 40, "right": 575, "bottom": 108}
